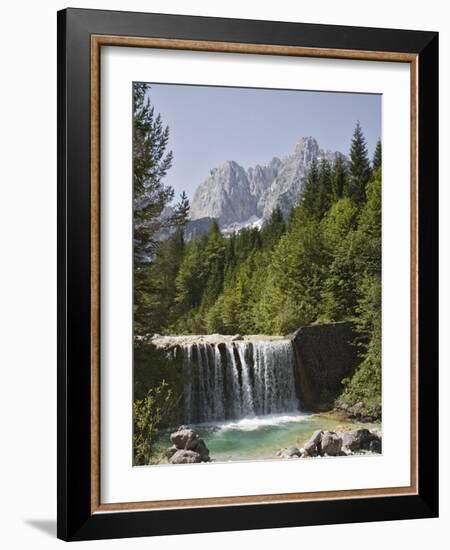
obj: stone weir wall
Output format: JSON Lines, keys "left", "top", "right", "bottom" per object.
{"left": 291, "top": 322, "right": 359, "bottom": 411}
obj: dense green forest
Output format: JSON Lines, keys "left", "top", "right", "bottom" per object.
{"left": 132, "top": 84, "right": 382, "bottom": 463}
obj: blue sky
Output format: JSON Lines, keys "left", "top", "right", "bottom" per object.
{"left": 142, "top": 83, "right": 381, "bottom": 201}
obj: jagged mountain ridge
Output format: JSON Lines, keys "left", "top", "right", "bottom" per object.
{"left": 188, "top": 137, "right": 342, "bottom": 231}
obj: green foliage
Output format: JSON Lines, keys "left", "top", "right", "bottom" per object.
{"left": 318, "top": 198, "right": 359, "bottom": 321}
{"left": 133, "top": 343, "right": 187, "bottom": 465}
{"left": 337, "top": 301, "right": 381, "bottom": 419}
{"left": 316, "top": 158, "right": 333, "bottom": 216}
{"left": 134, "top": 341, "right": 184, "bottom": 401}
{"left": 336, "top": 174, "right": 382, "bottom": 419}
{"left": 301, "top": 158, "right": 320, "bottom": 218}
{"left": 260, "top": 206, "right": 286, "bottom": 250}
{"left": 261, "top": 208, "right": 327, "bottom": 333}
{"left": 133, "top": 381, "right": 173, "bottom": 466}
{"left": 134, "top": 229, "right": 186, "bottom": 337}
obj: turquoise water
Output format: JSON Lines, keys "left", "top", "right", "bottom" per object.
{"left": 156, "top": 413, "right": 380, "bottom": 463}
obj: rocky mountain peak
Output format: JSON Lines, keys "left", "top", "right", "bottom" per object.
{"left": 293, "top": 136, "right": 320, "bottom": 163}
{"left": 188, "top": 137, "right": 343, "bottom": 232}
{"left": 189, "top": 160, "right": 257, "bottom": 226}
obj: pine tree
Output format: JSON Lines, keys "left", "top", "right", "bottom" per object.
{"left": 133, "top": 83, "right": 189, "bottom": 266}
{"left": 200, "top": 220, "right": 227, "bottom": 309}
{"left": 316, "top": 158, "right": 333, "bottom": 217}
{"left": 133, "top": 83, "right": 190, "bottom": 337}
{"left": 332, "top": 153, "right": 347, "bottom": 200}
{"left": 319, "top": 198, "right": 358, "bottom": 321}
{"left": 345, "top": 122, "right": 371, "bottom": 204}
{"left": 336, "top": 173, "right": 382, "bottom": 419}
{"left": 372, "top": 139, "right": 382, "bottom": 173}
{"left": 208, "top": 218, "right": 221, "bottom": 238}
{"left": 302, "top": 158, "right": 320, "bottom": 218}
{"left": 174, "top": 239, "right": 204, "bottom": 312}
{"left": 224, "top": 234, "right": 237, "bottom": 280}
{"left": 260, "top": 206, "right": 286, "bottom": 249}
{"left": 234, "top": 227, "right": 261, "bottom": 262}
{"left": 302, "top": 158, "right": 333, "bottom": 220}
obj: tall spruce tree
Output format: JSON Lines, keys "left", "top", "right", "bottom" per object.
{"left": 200, "top": 220, "right": 227, "bottom": 310}
{"left": 346, "top": 122, "right": 371, "bottom": 204}
{"left": 332, "top": 153, "right": 347, "bottom": 200}
{"left": 316, "top": 158, "right": 333, "bottom": 217}
{"left": 133, "top": 83, "right": 189, "bottom": 336}
{"left": 133, "top": 83, "right": 189, "bottom": 266}
{"left": 372, "top": 139, "right": 382, "bottom": 173}
{"left": 260, "top": 206, "right": 286, "bottom": 249}
{"left": 301, "top": 158, "right": 320, "bottom": 218}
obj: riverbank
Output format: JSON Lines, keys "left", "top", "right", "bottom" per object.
{"left": 277, "top": 424, "right": 381, "bottom": 458}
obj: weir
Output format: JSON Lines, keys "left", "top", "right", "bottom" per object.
{"left": 181, "top": 340, "right": 300, "bottom": 424}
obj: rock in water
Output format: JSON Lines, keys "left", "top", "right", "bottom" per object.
{"left": 168, "top": 426, "right": 211, "bottom": 463}
{"left": 341, "top": 428, "right": 373, "bottom": 453}
{"left": 369, "top": 437, "right": 382, "bottom": 454}
{"left": 286, "top": 428, "right": 382, "bottom": 459}
{"left": 277, "top": 447, "right": 301, "bottom": 459}
{"left": 303, "top": 430, "right": 324, "bottom": 457}
{"left": 321, "top": 431, "right": 343, "bottom": 456}
{"left": 195, "top": 439, "right": 210, "bottom": 460}
{"left": 169, "top": 450, "right": 202, "bottom": 464}
{"left": 170, "top": 426, "right": 200, "bottom": 450}
{"left": 166, "top": 445, "right": 178, "bottom": 459}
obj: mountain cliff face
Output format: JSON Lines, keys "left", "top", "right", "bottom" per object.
{"left": 189, "top": 160, "right": 257, "bottom": 227}
{"left": 189, "top": 137, "right": 341, "bottom": 230}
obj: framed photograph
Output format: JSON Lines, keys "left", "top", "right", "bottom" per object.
{"left": 57, "top": 8, "right": 438, "bottom": 541}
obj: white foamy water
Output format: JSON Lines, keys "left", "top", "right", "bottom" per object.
{"left": 181, "top": 339, "right": 300, "bottom": 424}
{"left": 213, "top": 413, "right": 313, "bottom": 432}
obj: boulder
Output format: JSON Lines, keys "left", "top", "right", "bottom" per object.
{"left": 170, "top": 426, "right": 200, "bottom": 450}
{"left": 277, "top": 447, "right": 301, "bottom": 459}
{"left": 290, "top": 428, "right": 381, "bottom": 459}
{"left": 169, "top": 449, "right": 202, "bottom": 464}
{"left": 169, "top": 426, "right": 211, "bottom": 462}
{"left": 369, "top": 437, "right": 382, "bottom": 454}
{"left": 166, "top": 445, "right": 178, "bottom": 459}
{"left": 303, "top": 430, "right": 323, "bottom": 457}
{"left": 341, "top": 428, "right": 372, "bottom": 452}
{"left": 194, "top": 439, "right": 210, "bottom": 461}
{"left": 321, "top": 431, "right": 343, "bottom": 456}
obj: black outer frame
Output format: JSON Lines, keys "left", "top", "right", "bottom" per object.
{"left": 57, "top": 7, "right": 439, "bottom": 542}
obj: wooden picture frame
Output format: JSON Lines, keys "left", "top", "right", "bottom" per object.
{"left": 57, "top": 8, "right": 438, "bottom": 541}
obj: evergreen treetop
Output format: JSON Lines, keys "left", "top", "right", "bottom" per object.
{"left": 346, "top": 121, "right": 371, "bottom": 204}
{"left": 332, "top": 153, "right": 347, "bottom": 200}
{"left": 372, "top": 139, "right": 382, "bottom": 173}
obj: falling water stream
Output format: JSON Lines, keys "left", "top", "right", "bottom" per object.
{"left": 181, "top": 340, "right": 300, "bottom": 424}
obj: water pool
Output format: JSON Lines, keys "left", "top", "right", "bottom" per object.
{"left": 155, "top": 413, "right": 380, "bottom": 463}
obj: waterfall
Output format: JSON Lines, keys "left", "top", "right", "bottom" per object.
{"left": 181, "top": 340, "right": 300, "bottom": 423}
